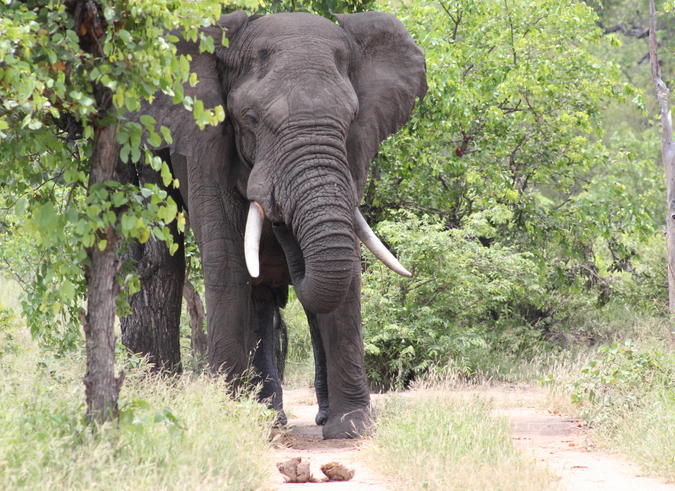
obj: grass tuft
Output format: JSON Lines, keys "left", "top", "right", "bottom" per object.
{"left": 367, "top": 392, "right": 557, "bottom": 490}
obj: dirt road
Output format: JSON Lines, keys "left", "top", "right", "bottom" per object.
{"left": 268, "top": 386, "right": 672, "bottom": 490}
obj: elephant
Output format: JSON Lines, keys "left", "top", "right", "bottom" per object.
{"left": 136, "top": 10, "right": 427, "bottom": 438}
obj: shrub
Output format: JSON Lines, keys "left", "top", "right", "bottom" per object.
{"left": 571, "top": 340, "right": 673, "bottom": 429}
{"left": 568, "top": 338, "right": 674, "bottom": 479}
{"left": 361, "top": 211, "right": 551, "bottom": 389}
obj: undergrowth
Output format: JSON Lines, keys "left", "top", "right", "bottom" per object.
{"left": 0, "top": 320, "right": 274, "bottom": 490}
{"left": 566, "top": 334, "right": 674, "bottom": 480}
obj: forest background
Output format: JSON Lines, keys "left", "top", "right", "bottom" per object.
{"left": 0, "top": 0, "right": 673, "bottom": 488}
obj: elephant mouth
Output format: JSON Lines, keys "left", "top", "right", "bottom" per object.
{"left": 244, "top": 200, "right": 411, "bottom": 310}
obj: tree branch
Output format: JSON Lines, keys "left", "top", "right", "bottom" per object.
{"left": 604, "top": 22, "right": 649, "bottom": 38}
{"left": 649, "top": 1, "right": 673, "bottom": 148}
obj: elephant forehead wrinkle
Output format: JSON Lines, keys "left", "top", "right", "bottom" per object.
{"left": 249, "top": 13, "right": 347, "bottom": 44}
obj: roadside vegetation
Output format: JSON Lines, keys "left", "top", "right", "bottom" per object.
{"left": 549, "top": 331, "right": 675, "bottom": 480}
{"left": 0, "top": 299, "right": 274, "bottom": 490}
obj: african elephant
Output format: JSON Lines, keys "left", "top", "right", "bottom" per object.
{"left": 138, "top": 10, "right": 426, "bottom": 438}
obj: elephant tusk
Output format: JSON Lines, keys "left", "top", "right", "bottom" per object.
{"left": 354, "top": 209, "right": 412, "bottom": 278}
{"left": 244, "top": 201, "right": 265, "bottom": 278}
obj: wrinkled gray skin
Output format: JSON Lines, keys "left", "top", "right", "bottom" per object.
{"left": 139, "top": 11, "right": 426, "bottom": 438}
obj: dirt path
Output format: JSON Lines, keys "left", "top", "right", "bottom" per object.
{"left": 268, "top": 386, "right": 672, "bottom": 490}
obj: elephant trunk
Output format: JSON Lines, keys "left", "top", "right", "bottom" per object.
{"left": 274, "top": 158, "right": 358, "bottom": 314}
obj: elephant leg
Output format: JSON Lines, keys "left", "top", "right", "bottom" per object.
{"left": 116, "top": 154, "right": 185, "bottom": 374}
{"left": 273, "top": 305, "right": 288, "bottom": 382}
{"left": 251, "top": 285, "right": 286, "bottom": 425}
{"left": 314, "top": 274, "right": 371, "bottom": 439}
{"left": 305, "top": 310, "right": 329, "bottom": 426}
{"left": 186, "top": 159, "right": 253, "bottom": 379}
{"left": 201, "top": 230, "right": 252, "bottom": 378}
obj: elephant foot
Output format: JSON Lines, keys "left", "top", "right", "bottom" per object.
{"left": 322, "top": 408, "right": 371, "bottom": 439}
{"left": 274, "top": 409, "right": 288, "bottom": 427}
{"left": 315, "top": 407, "right": 328, "bottom": 426}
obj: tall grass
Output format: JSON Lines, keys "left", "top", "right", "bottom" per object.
{"left": 0, "top": 323, "right": 274, "bottom": 490}
{"left": 367, "top": 393, "right": 557, "bottom": 490}
{"left": 563, "top": 330, "right": 674, "bottom": 481}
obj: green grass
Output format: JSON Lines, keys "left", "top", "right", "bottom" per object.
{"left": 0, "top": 325, "right": 275, "bottom": 490}
{"left": 367, "top": 393, "right": 557, "bottom": 491}
{"left": 608, "top": 384, "right": 675, "bottom": 480}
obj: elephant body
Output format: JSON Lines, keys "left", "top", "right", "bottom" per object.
{"left": 138, "top": 11, "right": 426, "bottom": 438}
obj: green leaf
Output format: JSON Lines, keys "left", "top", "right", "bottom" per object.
{"left": 158, "top": 200, "right": 177, "bottom": 223}
{"left": 148, "top": 132, "right": 162, "bottom": 148}
{"left": 160, "top": 162, "right": 172, "bottom": 187}
{"left": 139, "top": 114, "right": 156, "bottom": 129}
{"left": 121, "top": 213, "right": 136, "bottom": 234}
{"left": 118, "top": 29, "right": 133, "bottom": 45}
{"left": 159, "top": 126, "right": 173, "bottom": 144}
{"left": 199, "top": 33, "right": 214, "bottom": 53}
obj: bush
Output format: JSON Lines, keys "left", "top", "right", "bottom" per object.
{"left": 571, "top": 340, "right": 673, "bottom": 428}
{"left": 568, "top": 338, "right": 674, "bottom": 479}
{"left": 361, "top": 211, "right": 552, "bottom": 390}
{"left": 280, "top": 289, "right": 314, "bottom": 388}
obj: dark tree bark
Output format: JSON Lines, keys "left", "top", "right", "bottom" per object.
{"left": 183, "top": 278, "right": 207, "bottom": 359}
{"left": 73, "top": 0, "right": 124, "bottom": 424}
{"left": 84, "top": 121, "right": 124, "bottom": 424}
{"left": 119, "top": 161, "right": 185, "bottom": 373}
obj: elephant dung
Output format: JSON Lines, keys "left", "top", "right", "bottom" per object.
{"left": 276, "top": 457, "right": 314, "bottom": 483}
{"left": 320, "top": 461, "right": 355, "bottom": 481}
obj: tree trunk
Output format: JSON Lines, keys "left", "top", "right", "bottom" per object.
{"left": 119, "top": 161, "right": 185, "bottom": 373}
{"left": 648, "top": 0, "right": 675, "bottom": 339}
{"left": 183, "top": 278, "right": 207, "bottom": 359}
{"left": 84, "top": 122, "right": 124, "bottom": 424}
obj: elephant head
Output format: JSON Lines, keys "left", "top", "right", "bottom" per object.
{"left": 141, "top": 11, "right": 427, "bottom": 314}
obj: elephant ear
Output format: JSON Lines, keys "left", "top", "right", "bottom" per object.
{"left": 136, "top": 11, "right": 248, "bottom": 160}
{"left": 334, "top": 12, "right": 427, "bottom": 195}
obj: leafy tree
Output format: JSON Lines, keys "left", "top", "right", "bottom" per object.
{"left": 368, "top": 0, "right": 666, "bottom": 310}
{"left": 0, "top": 0, "right": 238, "bottom": 421}
{"left": 260, "top": 0, "right": 373, "bottom": 14}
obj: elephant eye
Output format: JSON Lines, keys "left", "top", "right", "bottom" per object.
{"left": 242, "top": 110, "right": 259, "bottom": 127}
{"left": 257, "top": 48, "right": 270, "bottom": 63}
{"left": 334, "top": 47, "right": 349, "bottom": 74}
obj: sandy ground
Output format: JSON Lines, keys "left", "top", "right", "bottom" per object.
{"left": 268, "top": 386, "right": 673, "bottom": 490}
